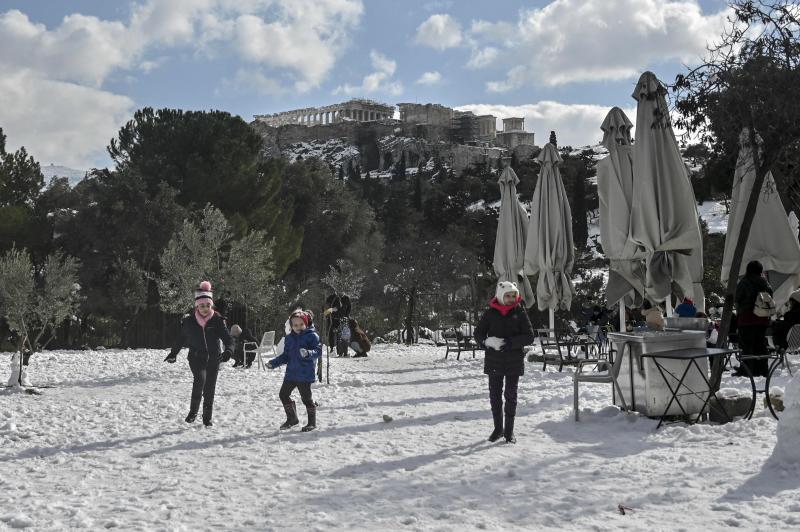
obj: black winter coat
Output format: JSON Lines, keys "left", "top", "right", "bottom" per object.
{"left": 168, "top": 312, "right": 234, "bottom": 363}
{"left": 474, "top": 304, "right": 535, "bottom": 377}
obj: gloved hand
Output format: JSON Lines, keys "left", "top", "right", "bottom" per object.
{"left": 164, "top": 353, "right": 177, "bottom": 363}
{"left": 266, "top": 362, "right": 274, "bottom": 369}
{"left": 484, "top": 336, "right": 506, "bottom": 351}
{"left": 219, "top": 350, "right": 232, "bottom": 363}
{"left": 299, "top": 348, "right": 310, "bottom": 359}
{"left": 323, "top": 308, "right": 337, "bottom": 316}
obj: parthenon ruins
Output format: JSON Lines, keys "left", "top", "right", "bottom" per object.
{"left": 254, "top": 98, "right": 395, "bottom": 127}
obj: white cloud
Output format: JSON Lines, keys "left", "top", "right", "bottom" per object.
{"left": 414, "top": 13, "right": 462, "bottom": 50}
{"left": 469, "top": 0, "right": 729, "bottom": 90}
{"left": 335, "top": 51, "right": 403, "bottom": 97}
{"left": 0, "top": 0, "right": 364, "bottom": 165}
{"left": 466, "top": 47, "right": 498, "bottom": 69}
{"left": 416, "top": 71, "right": 442, "bottom": 85}
{"left": 455, "top": 101, "right": 638, "bottom": 148}
{"left": 0, "top": 69, "right": 134, "bottom": 168}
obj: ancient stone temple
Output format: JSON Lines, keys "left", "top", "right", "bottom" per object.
{"left": 495, "top": 117, "right": 535, "bottom": 148}
{"left": 254, "top": 98, "right": 395, "bottom": 127}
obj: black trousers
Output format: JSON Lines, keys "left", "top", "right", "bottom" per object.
{"left": 279, "top": 381, "right": 314, "bottom": 408}
{"left": 489, "top": 374, "right": 519, "bottom": 418}
{"left": 188, "top": 356, "right": 220, "bottom": 416}
{"left": 738, "top": 324, "right": 770, "bottom": 377}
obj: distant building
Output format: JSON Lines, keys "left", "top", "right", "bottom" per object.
{"left": 254, "top": 98, "right": 395, "bottom": 127}
{"left": 495, "top": 117, "right": 535, "bottom": 148}
{"left": 398, "top": 103, "right": 497, "bottom": 145}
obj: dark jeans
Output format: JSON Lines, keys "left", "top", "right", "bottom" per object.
{"left": 188, "top": 355, "right": 220, "bottom": 416}
{"left": 738, "top": 324, "right": 770, "bottom": 377}
{"left": 279, "top": 380, "right": 314, "bottom": 408}
{"left": 489, "top": 374, "right": 519, "bottom": 418}
{"left": 232, "top": 349, "right": 255, "bottom": 367}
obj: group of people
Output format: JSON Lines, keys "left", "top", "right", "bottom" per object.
{"left": 165, "top": 283, "right": 370, "bottom": 431}
{"left": 161, "top": 261, "right": 798, "bottom": 441}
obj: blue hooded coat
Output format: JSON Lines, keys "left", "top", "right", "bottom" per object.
{"left": 268, "top": 326, "right": 322, "bottom": 382}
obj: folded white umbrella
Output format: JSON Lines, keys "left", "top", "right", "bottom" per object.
{"left": 629, "top": 71, "right": 703, "bottom": 306}
{"left": 524, "top": 143, "right": 575, "bottom": 311}
{"left": 493, "top": 166, "right": 535, "bottom": 307}
{"left": 596, "top": 107, "right": 645, "bottom": 307}
{"left": 721, "top": 129, "right": 800, "bottom": 309}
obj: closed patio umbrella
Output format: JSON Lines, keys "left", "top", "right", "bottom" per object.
{"left": 628, "top": 71, "right": 703, "bottom": 308}
{"left": 721, "top": 129, "right": 800, "bottom": 308}
{"left": 524, "top": 143, "right": 575, "bottom": 316}
{"left": 493, "top": 166, "right": 535, "bottom": 307}
{"left": 597, "top": 107, "right": 646, "bottom": 309}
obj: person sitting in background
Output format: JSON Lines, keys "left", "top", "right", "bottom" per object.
{"left": 347, "top": 318, "right": 372, "bottom": 357}
{"left": 774, "top": 291, "right": 800, "bottom": 350}
{"left": 675, "top": 297, "right": 697, "bottom": 318}
{"left": 230, "top": 324, "right": 258, "bottom": 368}
{"left": 642, "top": 300, "right": 665, "bottom": 331}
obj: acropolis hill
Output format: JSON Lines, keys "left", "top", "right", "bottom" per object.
{"left": 251, "top": 99, "right": 537, "bottom": 174}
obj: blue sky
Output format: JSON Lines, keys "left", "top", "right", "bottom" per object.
{"left": 0, "top": 0, "right": 730, "bottom": 168}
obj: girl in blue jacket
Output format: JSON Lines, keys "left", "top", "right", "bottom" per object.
{"left": 267, "top": 310, "right": 322, "bottom": 431}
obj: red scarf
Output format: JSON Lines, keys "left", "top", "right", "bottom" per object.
{"left": 489, "top": 296, "right": 522, "bottom": 316}
{"left": 195, "top": 309, "right": 213, "bottom": 328}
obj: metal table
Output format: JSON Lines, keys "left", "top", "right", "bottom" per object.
{"left": 640, "top": 347, "right": 740, "bottom": 429}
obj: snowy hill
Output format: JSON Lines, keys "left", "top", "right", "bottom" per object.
{"left": 41, "top": 164, "right": 87, "bottom": 187}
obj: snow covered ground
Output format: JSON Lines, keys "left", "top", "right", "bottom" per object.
{"left": 2, "top": 344, "right": 799, "bottom": 530}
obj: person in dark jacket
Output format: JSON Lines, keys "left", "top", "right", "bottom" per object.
{"left": 324, "top": 293, "right": 352, "bottom": 357}
{"left": 774, "top": 291, "right": 800, "bottom": 350}
{"left": 164, "top": 281, "right": 234, "bottom": 426}
{"left": 347, "top": 317, "right": 372, "bottom": 357}
{"left": 230, "top": 324, "right": 259, "bottom": 368}
{"left": 267, "top": 309, "right": 322, "bottom": 431}
{"left": 474, "top": 281, "right": 535, "bottom": 444}
{"left": 734, "top": 260, "right": 773, "bottom": 377}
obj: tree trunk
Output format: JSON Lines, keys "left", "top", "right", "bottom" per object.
{"left": 405, "top": 285, "right": 417, "bottom": 345}
{"left": 713, "top": 126, "right": 767, "bottom": 390}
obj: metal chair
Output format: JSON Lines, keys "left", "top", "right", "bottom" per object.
{"left": 244, "top": 331, "right": 276, "bottom": 371}
{"left": 573, "top": 342, "right": 629, "bottom": 421}
{"left": 783, "top": 324, "right": 800, "bottom": 376}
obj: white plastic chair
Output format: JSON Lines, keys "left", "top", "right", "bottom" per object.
{"left": 244, "top": 331, "right": 275, "bottom": 371}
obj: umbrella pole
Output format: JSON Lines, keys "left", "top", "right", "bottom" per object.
{"left": 549, "top": 309, "right": 555, "bottom": 337}
{"left": 665, "top": 295, "right": 674, "bottom": 317}
{"left": 619, "top": 302, "right": 625, "bottom": 332}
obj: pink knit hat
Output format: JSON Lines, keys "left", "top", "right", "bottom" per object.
{"left": 194, "top": 281, "right": 213, "bottom": 308}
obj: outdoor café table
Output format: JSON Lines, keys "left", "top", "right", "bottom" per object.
{"left": 640, "top": 347, "right": 739, "bottom": 429}
{"left": 735, "top": 353, "right": 783, "bottom": 420}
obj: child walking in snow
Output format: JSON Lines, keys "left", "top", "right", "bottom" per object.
{"left": 267, "top": 309, "right": 322, "bottom": 431}
{"left": 164, "top": 281, "right": 234, "bottom": 427}
{"left": 474, "top": 281, "right": 535, "bottom": 444}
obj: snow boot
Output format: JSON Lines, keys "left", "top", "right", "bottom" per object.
{"left": 185, "top": 411, "right": 197, "bottom": 423}
{"left": 504, "top": 415, "right": 516, "bottom": 444}
{"left": 488, "top": 407, "right": 504, "bottom": 442}
{"left": 280, "top": 401, "right": 300, "bottom": 430}
{"left": 202, "top": 404, "right": 213, "bottom": 427}
{"left": 302, "top": 404, "right": 316, "bottom": 432}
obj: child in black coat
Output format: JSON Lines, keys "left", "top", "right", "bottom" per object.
{"left": 474, "top": 281, "right": 535, "bottom": 444}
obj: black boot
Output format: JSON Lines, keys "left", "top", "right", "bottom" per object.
{"left": 302, "top": 404, "right": 317, "bottom": 432}
{"left": 488, "top": 407, "right": 503, "bottom": 442}
{"left": 202, "top": 404, "right": 213, "bottom": 427}
{"left": 280, "top": 402, "right": 299, "bottom": 430}
{"left": 186, "top": 400, "right": 200, "bottom": 423}
{"left": 504, "top": 415, "right": 516, "bottom": 444}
